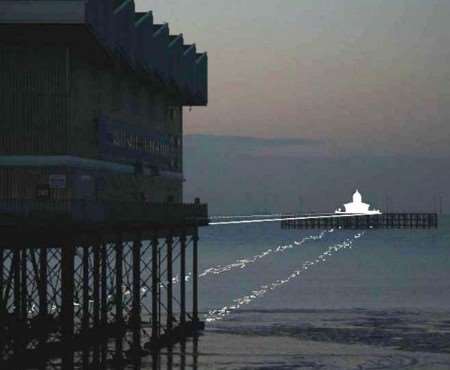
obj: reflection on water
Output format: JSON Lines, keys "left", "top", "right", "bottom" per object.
{"left": 38, "top": 334, "right": 200, "bottom": 370}
{"left": 120, "top": 337, "right": 199, "bottom": 370}
{"left": 35, "top": 308, "right": 450, "bottom": 370}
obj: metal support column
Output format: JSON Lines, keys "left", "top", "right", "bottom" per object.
{"left": 39, "top": 247, "right": 48, "bottom": 317}
{"left": 92, "top": 242, "right": 100, "bottom": 366}
{"left": 132, "top": 236, "right": 142, "bottom": 349}
{"left": 0, "top": 247, "right": 3, "bottom": 358}
{"left": 192, "top": 230, "right": 199, "bottom": 323}
{"left": 13, "top": 249, "right": 20, "bottom": 319}
{"left": 193, "top": 336, "right": 199, "bottom": 370}
{"left": 166, "top": 235, "right": 173, "bottom": 333}
{"left": 151, "top": 234, "right": 159, "bottom": 340}
{"left": 82, "top": 246, "right": 90, "bottom": 331}
{"left": 115, "top": 235, "right": 125, "bottom": 360}
{"left": 180, "top": 340, "right": 186, "bottom": 370}
{"left": 20, "top": 248, "right": 27, "bottom": 320}
{"left": 115, "top": 235, "right": 124, "bottom": 367}
{"left": 11, "top": 247, "right": 21, "bottom": 360}
{"left": 0, "top": 248, "right": 3, "bottom": 314}
{"left": 61, "top": 240, "right": 75, "bottom": 370}
{"left": 158, "top": 242, "right": 162, "bottom": 334}
{"left": 116, "top": 235, "right": 124, "bottom": 325}
{"left": 180, "top": 233, "right": 186, "bottom": 326}
{"left": 93, "top": 243, "right": 100, "bottom": 328}
{"left": 100, "top": 243, "right": 107, "bottom": 326}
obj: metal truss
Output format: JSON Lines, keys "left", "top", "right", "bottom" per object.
{"left": 0, "top": 227, "right": 201, "bottom": 369}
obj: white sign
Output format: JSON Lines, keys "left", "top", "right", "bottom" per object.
{"left": 49, "top": 174, "right": 67, "bottom": 189}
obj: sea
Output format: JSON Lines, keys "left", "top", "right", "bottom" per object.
{"left": 146, "top": 216, "right": 450, "bottom": 370}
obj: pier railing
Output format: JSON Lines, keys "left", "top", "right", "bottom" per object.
{"left": 281, "top": 213, "right": 439, "bottom": 230}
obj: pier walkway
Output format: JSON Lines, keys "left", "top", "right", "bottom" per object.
{"left": 281, "top": 213, "right": 439, "bottom": 230}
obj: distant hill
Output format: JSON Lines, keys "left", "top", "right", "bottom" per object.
{"left": 183, "top": 134, "right": 449, "bottom": 216}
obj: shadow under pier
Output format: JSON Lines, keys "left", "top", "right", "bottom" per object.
{"left": 0, "top": 201, "right": 208, "bottom": 369}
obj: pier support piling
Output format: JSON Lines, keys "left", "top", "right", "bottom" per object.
{"left": 193, "top": 230, "right": 199, "bottom": 324}
{"left": 180, "top": 233, "right": 186, "bottom": 328}
{"left": 151, "top": 234, "right": 159, "bottom": 342}
{"left": 1, "top": 225, "right": 204, "bottom": 366}
{"left": 132, "top": 236, "right": 142, "bottom": 351}
{"left": 61, "top": 240, "right": 75, "bottom": 370}
{"left": 93, "top": 242, "right": 100, "bottom": 328}
{"left": 166, "top": 235, "right": 173, "bottom": 334}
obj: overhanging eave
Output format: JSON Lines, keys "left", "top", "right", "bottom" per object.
{"left": 0, "top": 1, "right": 86, "bottom": 24}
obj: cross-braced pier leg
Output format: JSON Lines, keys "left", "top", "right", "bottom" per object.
{"left": 151, "top": 234, "right": 159, "bottom": 343}
{"left": 93, "top": 241, "right": 100, "bottom": 331}
{"left": 132, "top": 236, "right": 142, "bottom": 355}
{"left": 1, "top": 226, "right": 204, "bottom": 367}
{"left": 193, "top": 230, "right": 199, "bottom": 325}
{"left": 61, "top": 240, "right": 75, "bottom": 370}
{"left": 180, "top": 233, "right": 186, "bottom": 329}
{"left": 166, "top": 234, "right": 174, "bottom": 335}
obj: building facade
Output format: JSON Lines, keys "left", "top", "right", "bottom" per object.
{"left": 0, "top": 0, "right": 207, "bottom": 206}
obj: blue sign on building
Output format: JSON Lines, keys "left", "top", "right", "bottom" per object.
{"left": 98, "top": 115, "right": 180, "bottom": 172}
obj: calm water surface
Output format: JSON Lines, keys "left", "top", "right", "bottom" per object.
{"left": 152, "top": 217, "right": 450, "bottom": 370}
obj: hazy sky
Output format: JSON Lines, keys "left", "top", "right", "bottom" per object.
{"left": 137, "top": 1, "right": 450, "bottom": 157}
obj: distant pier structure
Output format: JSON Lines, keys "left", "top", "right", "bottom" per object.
{"left": 282, "top": 213, "right": 439, "bottom": 230}
{"left": 283, "top": 191, "right": 438, "bottom": 230}
{"left": 0, "top": 0, "right": 208, "bottom": 368}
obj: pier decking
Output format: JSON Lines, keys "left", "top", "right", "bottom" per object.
{"left": 281, "top": 213, "right": 439, "bottom": 230}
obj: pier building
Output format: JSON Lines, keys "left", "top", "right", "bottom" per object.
{"left": 0, "top": 1, "right": 208, "bottom": 368}
{"left": 0, "top": 0, "right": 207, "bottom": 209}
{"left": 335, "top": 190, "right": 381, "bottom": 215}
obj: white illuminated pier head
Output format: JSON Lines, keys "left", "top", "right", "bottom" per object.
{"left": 335, "top": 190, "right": 382, "bottom": 215}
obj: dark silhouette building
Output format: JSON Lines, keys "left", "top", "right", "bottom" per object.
{"left": 0, "top": 0, "right": 207, "bottom": 207}
{"left": 0, "top": 1, "right": 208, "bottom": 368}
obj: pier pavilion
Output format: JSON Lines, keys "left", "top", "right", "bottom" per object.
{"left": 0, "top": 1, "right": 208, "bottom": 368}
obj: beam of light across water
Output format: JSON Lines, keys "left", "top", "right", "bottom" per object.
{"left": 209, "top": 213, "right": 368, "bottom": 226}
{"left": 209, "top": 214, "right": 288, "bottom": 220}
{"left": 205, "top": 232, "right": 365, "bottom": 323}
{"left": 198, "top": 229, "right": 334, "bottom": 278}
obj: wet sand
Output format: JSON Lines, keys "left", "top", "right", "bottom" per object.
{"left": 182, "top": 309, "right": 450, "bottom": 370}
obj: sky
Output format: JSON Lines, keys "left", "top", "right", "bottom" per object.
{"left": 136, "top": 0, "right": 450, "bottom": 158}
{"left": 183, "top": 134, "right": 450, "bottom": 214}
